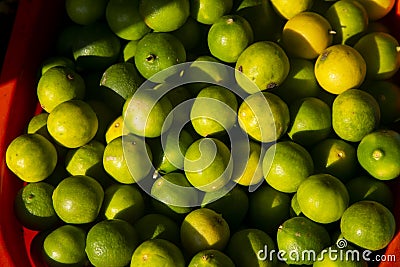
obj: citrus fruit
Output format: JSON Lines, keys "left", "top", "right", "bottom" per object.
{"left": 190, "top": 85, "right": 238, "bottom": 137}
{"left": 282, "top": 11, "right": 333, "bottom": 59}
{"left": 297, "top": 173, "right": 349, "bottom": 224}
{"left": 325, "top": 0, "right": 369, "bottom": 45}
{"left": 346, "top": 175, "right": 394, "bottom": 210}
{"left": 130, "top": 239, "right": 185, "bottom": 267}
{"left": 14, "top": 182, "right": 59, "bottom": 231}
{"left": 105, "top": 115, "right": 130, "bottom": 143}
{"left": 139, "top": 0, "right": 190, "bottom": 32}
{"left": 226, "top": 228, "right": 277, "bottom": 267}
{"left": 87, "top": 99, "right": 117, "bottom": 144}
{"left": 311, "top": 138, "right": 359, "bottom": 182}
{"left": 207, "top": 14, "right": 253, "bottom": 63}
{"left": 172, "top": 17, "right": 203, "bottom": 51}
{"left": 133, "top": 213, "right": 180, "bottom": 245}
{"left": 52, "top": 175, "right": 104, "bottom": 224}
{"left": 151, "top": 172, "right": 199, "bottom": 215}
{"left": 332, "top": 89, "right": 380, "bottom": 142}
{"left": 123, "top": 40, "right": 139, "bottom": 62}
{"left": 103, "top": 135, "right": 153, "bottom": 184}
{"left": 65, "top": 0, "right": 107, "bottom": 25}
{"left": 237, "top": 92, "right": 290, "bottom": 142}
{"left": 106, "top": 0, "right": 150, "bottom": 40}
{"left": 43, "top": 225, "right": 87, "bottom": 267}
{"left": 55, "top": 24, "right": 80, "bottom": 56}
{"left": 189, "top": 249, "right": 235, "bottom": 267}
{"left": 40, "top": 56, "right": 75, "bottom": 75}
{"left": 99, "top": 62, "right": 143, "bottom": 112}
{"left": 134, "top": 32, "right": 186, "bottom": 80}
{"left": 263, "top": 141, "right": 314, "bottom": 193}
{"left": 313, "top": 244, "right": 368, "bottom": 267}
{"left": 248, "top": 184, "right": 291, "bottom": 234}
{"left": 6, "top": 133, "right": 57, "bottom": 182}
{"left": 26, "top": 113, "right": 51, "bottom": 139}
{"left": 231, "top": 140, "right": 264, "bottom": 186}
{"left": 86, "top": 219, "right": 139, "bottom": 267}
{"left": 101, "top": 184, "right": 145, "bottom": 224}
{"left": 272, "top": 58, "right": 321, "bottom": 105}
{"left": 357, "top": 0, "right": 396, "bottom": 20}
{"left": 47, "top": 99, "right": 98, "bottom": 148}
{"left": 314, "top": 44, "right": 366, "bottom": 94}
{"left": 340, "top": 200, "right": 396, "bottom": 251}
{"left": 180, "top": 208, "right": 230, "bottom": 256}
{"left": 184, "top": 138, "right": 233, "bottom": 192}
{"left": 151, "top": 128, "right": 194, "bottom": 174}
{"left": 235, "top": 41, "right": 290, "bottom": 92}
{"left": 191, "top": 0, "right": 233, "bottom": 24}
{"left": 354, "top": 32, "right": 400, "bottom": 80}
{"left": 277, "top": 216, "right": 331, "bottom": 265}
{"left": 290, "top": 192, "right": 302, "bottom": 217}
{"left": 362, "top": 80, "right": 400, "bottom": 125}
{"left": 287, "top": 97, "right": 332, "bottom": 147}
{"left": 357, "top": 129, "right": 400, "bottom": 180}
{"left": 37, "top": 66, "right": 85, "bottom": 113}
{"left": 123, "top": 92, "right": 173, "bottom": 138}
{"left": 72, "top": 22, "right": 121, "bottom": 71}
{"left": 270, "top": 0, "right": 314, "bottom": 19}
{"left": 202, "top": 185, "right": 249, "bottom": 230}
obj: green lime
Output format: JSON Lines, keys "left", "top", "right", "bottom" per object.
{"left": 357, "top": 129, "right": 400, "bottom": 180}
{"left": 72, "top": 22, "right": 121, "bottom": 71}
{"left": 311, "top": 138, "right": 359, "bottom": 182}
{"left": 106, "top": 0, "right": 150, "bottom": 40}
{"left": 282, "top": 11, "right": 333, "bottom": 59}
{"left": 47, "top": 99, "right": 98, "bottom": 148}
{"left": 189, "top": 249, "right": 235, "bottom": 267}
{"left": 315, "top": 45, "right": 366, "bottom": 94}
{"left": 151, "top": 172, "right": 199, "bottom": 215}
{"left": 235, "top": 41, "right": 289, "bottom": 92}
{"left": 86, "top": 219, "right": 139, "bottom": 267}
{"left": 43, "top": 225, "right": 87, "bottom": 267}
{"left": 207, "top": 15, "right": 253, "bottom": 63}
{"left": 340, "top": 200, "right": 396, "bottom": 251}
{"left": 325, "top": 0, "right": 369, "bottom": 45}
{"left": 180, "top": 208, "right": 230, "bottom": 256}
{"left": 103, "top": 135, "right": 153, "bottom": 184}
{"left": 123, "top": 92, "right": 173, "bottom": 138}
{"left": 133, "top": 213, "right": 180, "bottom": 245}
{"left": 172, "top": 17, "right": 203, "bottom": 51}
{"left": 248, "top": 184, "right": 291, "bottom": 234}
{"left": 237, "top": 92, "right": 290, "bottom": 142}
{"left": 52, "top": 175, "right": 104, "bottom": 224}
{"left": 105, "top": 115, "right": 130, "bottom": 144}
{"left": 26, "top": 113, "right": 51, "bottom": 139}
{"left": 273, "top": 58, "right": 321, "bottom": 105}
{"left": 101, "top": 184, "right": 145, "bottom": 224}
{"left": 65, "top": 0, "right": 107, "bottom": 25}
{"left": 202, "top": 185, "right": 249, "bottom": 231}
{"left": 277, "top": 216, "right": 331, "bottom": 265}
{"left": 263, "top": 141, "right": 314, "bottom": 193}
{"left": 313, "top": 244, "right": 368, "bottom": 267}
{"left": 332, "top": 89, "right": 380, "bottom": 142}
{"left": 87, "top": 99, "right": 117, "bottom": 144}
{"left": 290, "top": 192, "right": 302, "bottom": 217}
{"left": 40, "top": 56, "right": 75, "bottom": 75}
{"left": 362, "top": 80, "right": 400, "bottom": 125}
{"left": 6, "top": 133, "right": 57, "bottom": 183}
{"left": 139, "top": 0, "right": 190, "bottom": 32}
{"left": 287, "top": 97, "right": 332, "bottom": 147}
{"left": 130, "top": 239, "right": 185, "bottom": 267}
{"left": 226, "top": 228, "right": 277, "bottom": 267}
{"left": 55, "top": 24, "right": 80, "bottom": 56}
{"left": 191, "top": 0, "right": 232, "bottom": 24}
{"left": 354, "top": 32, "right": 400, "bottom": 80}
{"left": 184, "top": 138, "right": 233, "bottom": 192}
{"left": 346, "top": 175, "right": 394, "bottom": 210}
{"left": 271, "top": 0, "right": 314, "bottom": 19}
{"left": 123, "top": 40, "right": 139, "bottom": 62}
{"left": 297, "top": 173, "right": 349, "bottom": 224}
{"left": 14, "top": 182, "right": 59, "bottom": 231}
{"left": 190, "top": 85, "right": 238, "bottom": 137}
{"left": 134, "top": 32, "right": 187, "bottom": 79}
{"left": 37, "top": 66, "right": 85, "bottom": 113}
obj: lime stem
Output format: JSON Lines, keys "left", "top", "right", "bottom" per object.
{"left": 372, "top": 149, "right": 384, "bottom": 160}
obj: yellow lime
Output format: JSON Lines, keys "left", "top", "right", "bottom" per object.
{"left": 189, "top": 249, "right": 235, "bottom": 267}
{"left": 357, "top": 0, "right": 396, "bottom": 20}
{"left": 105, "top": 115, "right": 130, "bottom": 144}
{"left": 271, "top": 0, "right": 314, "bottom": 19}
{"left": 40, "top": 56, "right": 75, "bottom": 75}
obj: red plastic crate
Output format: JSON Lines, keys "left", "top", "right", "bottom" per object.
{"left": 0, "top": 1, "right": 399, "bottom": 266}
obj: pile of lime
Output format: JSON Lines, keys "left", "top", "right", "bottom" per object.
{"left": 5, "top": 0, "right": 400, "bottom": 266}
